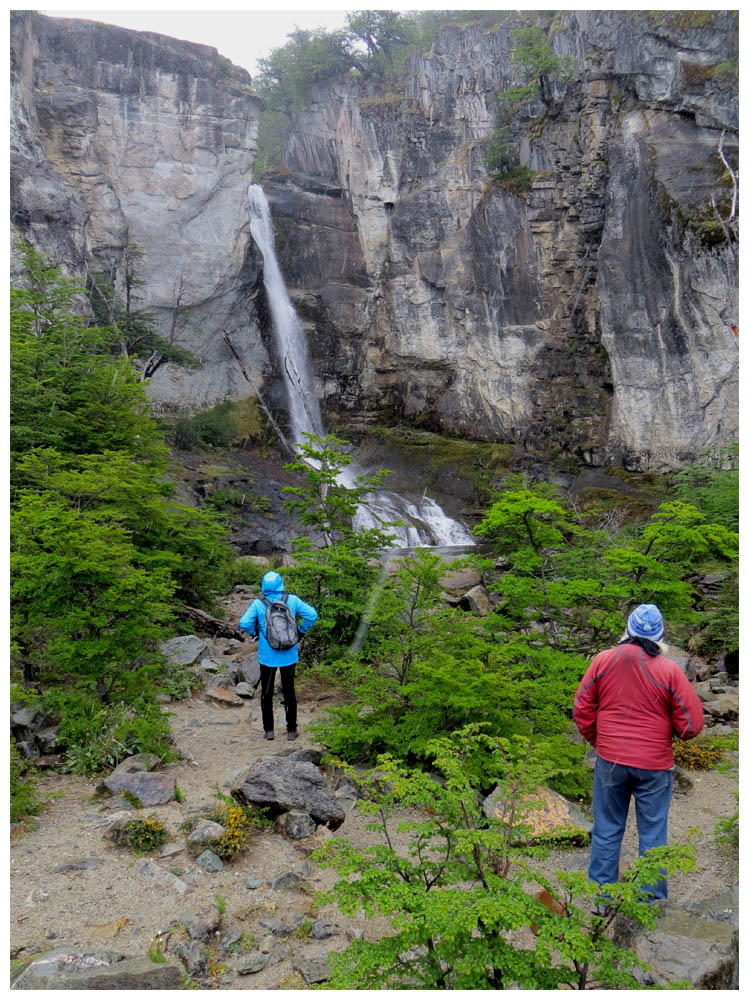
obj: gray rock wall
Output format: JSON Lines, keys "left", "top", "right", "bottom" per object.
{"left": 270, "top": 10, "right": 738, "bottom": 469}
{"left": 10, "top": 11, "right": 738, "bottom": 469}
{"left": 10, "top": 11, "right": 266, "bottom": 409}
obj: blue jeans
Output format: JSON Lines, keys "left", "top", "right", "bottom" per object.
{"left": 589, "top": 756, "right": 673, "bottom": 900}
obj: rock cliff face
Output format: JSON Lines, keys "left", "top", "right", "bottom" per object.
{"left": 267, "top": 10, "right": 738, "bottom": 469}
{"left": 10, "top": 11, "right": 738, "bottom": 469}
{"left": 10, "top": 11, "right": 265, "bottom": 407}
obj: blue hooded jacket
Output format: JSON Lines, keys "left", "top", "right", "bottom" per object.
{"left": 239, "top": 571, "right": 318, "bottom": 667}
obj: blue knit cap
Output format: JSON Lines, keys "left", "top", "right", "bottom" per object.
{"left": 627, "top": 604, "right": 664, "bottom": 642}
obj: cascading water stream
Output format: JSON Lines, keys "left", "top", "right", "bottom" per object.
{"left": 247, "top": 184, "right": 324, "bottom": 448}
{"left": 247, "top": 183, "right": 473, "bottom": 550}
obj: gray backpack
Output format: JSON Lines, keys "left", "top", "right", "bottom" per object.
{"left": 260, "top": 594, "right": 300, "bottom": 650}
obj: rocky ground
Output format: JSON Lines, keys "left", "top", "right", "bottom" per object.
{"left": 10, "top": 593, "right": 739, "bottom": 989}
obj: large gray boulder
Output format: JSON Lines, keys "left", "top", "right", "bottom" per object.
{"left": 231, "top": 756, "right": 345, "bottom": 830}
{"left": 613, "top": 900, "right": 738, "bottom": 988}
{"left": 160, "top": 635, "right": 208, "bottom": 667}
{"left": 98, "top": 755, "right": 175, "bottom": 806}
{"left": 11, "top": 947, "right": 181, "bottom": 989}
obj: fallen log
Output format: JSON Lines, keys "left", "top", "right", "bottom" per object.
{"left": 180, "top": 604, "right": 246, "bottom": 641}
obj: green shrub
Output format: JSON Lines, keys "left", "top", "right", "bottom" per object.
{"left": 119, "top": 815, "right": 168, "bottom": 854}
{"left": 10, "top": 740, "right": 43, "bottom": 824}
{"left": 45, "top": 691, "right": 174, "bottom": 774}
{"left": 171, "top": 400, "right": 241, "bottom": 451}
{"left": 315, "top": 729, "right": 696, "bottom": 990}
{"left": 673, "top": 732, "right": 738, "bottom": 771}
{"left": 714, "top": 794, "right": 738, "bottom": 848}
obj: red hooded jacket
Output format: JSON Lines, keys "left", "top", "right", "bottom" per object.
{"left": 573, "top": 641, "right": 704, "bottom": 770}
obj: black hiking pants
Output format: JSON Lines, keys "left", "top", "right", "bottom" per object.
{"left": 259, "top": 663, "right": 297, "bottom": 733}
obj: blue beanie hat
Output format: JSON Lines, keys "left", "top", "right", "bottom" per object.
{"left": 627, "top": 604, "right": 664, "bottom": 642}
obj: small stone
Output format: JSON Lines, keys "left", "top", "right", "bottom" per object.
{"left": 187, "top": 819, "right": 226, "bottom": 847}
{"left": 271, "top": 870, "right": 307, "bottom": 891}
{"left": 235, "top": 682, "right": 254, "bottom": 698}
{"left": 181, "top": 904, "right": 221, "bottom": 942}
{"left": 195, "top": 849, "right": 223, "bottom": 873}
{"left": 246, "top": 874, "right": 263, "bottom": 890}
{"left": 296, "top": 958, "right": 332, "bottom": 985}
{"left": 311, "top": 919, "right": 337, "bottom": 940}
{"left": 236, "top": 950, "right": 269, "bottom": 975}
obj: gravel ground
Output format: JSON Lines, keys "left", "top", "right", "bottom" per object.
{"left": 10, "top": 683, "right": 739, "bottom": 990}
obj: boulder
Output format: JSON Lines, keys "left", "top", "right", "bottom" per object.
{"left": 439, "top": 568, "right": 482, "bottom": 593}
{"left": 231, "top": 756, "right": 345, "bottom": 830}
{"left": 462, "top": 584, "right": 492, "bottom": 616}
{"left": 483, "top": 784, "right": 592, "bottom": 841}
{"left": 160, "top": 635, "right": 208, "bottom": 667}
{"left": 613, "top": 901, "right": 738, "bottom": 988}
{"left": 275, "top": 810, "right": 317, "bottom": 841}
{"left": 99, "top": 755, "right": 175, "bottom": 806}
{"left": 195, "top": 849, "right": 223, "bottom": 873}
{"left": 11, "top": 948, "right": 182, "bottom": 989}
{"left": 238, "top": 653, "right": 261, "bottom": 687}
{"left": 702, "top": 693, "right": 738, "bottom": 722}
{"left": 205, "top": 686, "right": 244, "bottom": 707}
{"left": 234, "top": 682, "right": 254, "bottom": 698}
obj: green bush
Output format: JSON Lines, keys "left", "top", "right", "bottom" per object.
{"left": 315, "top": 730, "right": 696, "bottom": 990}
{"left": 714, "top": 794, "right": 738, "bottom": 848}
{"left": 10, "top": 740, "right": 43, "bottom": 824}
{"left": 119, "top": 815, "right": 168, "bottom": 854}
{"left": 43, "top": 691, "right": 174, "bottom": 774}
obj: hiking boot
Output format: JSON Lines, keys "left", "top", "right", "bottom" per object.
{"left": 287, "top": 730, "right": 298, "bottom": 742}
{"left": 264, "top": 731, "right": 275, "bottom": 740}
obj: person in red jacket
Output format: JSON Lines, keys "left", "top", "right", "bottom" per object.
{"left": 573, "top": 603, "right": 703, "bottom": 902}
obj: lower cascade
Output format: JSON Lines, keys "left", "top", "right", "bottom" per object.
{"left": 247, "top": 183, "right": 474, "bottom": 550}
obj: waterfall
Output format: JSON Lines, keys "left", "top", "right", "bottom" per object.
{"left": 247, "top": 184, "right": 324, "bottom": 447}
{"left": 247, "top": 184, "right": 473, "bottom": 550}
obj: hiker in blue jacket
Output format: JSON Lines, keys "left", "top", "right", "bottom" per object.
{"left": 239, "top": 571, "right": 318, "bottom": 742}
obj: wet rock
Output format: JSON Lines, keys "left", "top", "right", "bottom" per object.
{"left": 613, "top": 901, "right": 738, "bottom": 988}
{"left": 11, "top": 948, "right": 182, "bottom": 989}
{"left": 161, "top": 635, "right": 208, "bottom": 667}
{"left": 682, "top": 885, "right": 739, "bottom": 927}
{"left": 231, "top": 755, "right": 345, "bottom": 830}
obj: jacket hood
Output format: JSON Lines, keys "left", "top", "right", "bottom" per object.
{"left": 261, "top": 571, "right": 285, "bottom": 597}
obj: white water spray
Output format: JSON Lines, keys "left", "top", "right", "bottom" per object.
{"left": 247, "top": 184, "right": 473, "bottom": 549}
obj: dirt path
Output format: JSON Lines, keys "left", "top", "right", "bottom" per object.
{"left": 10, "top": 684, "right": 739, "bottom": 989}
